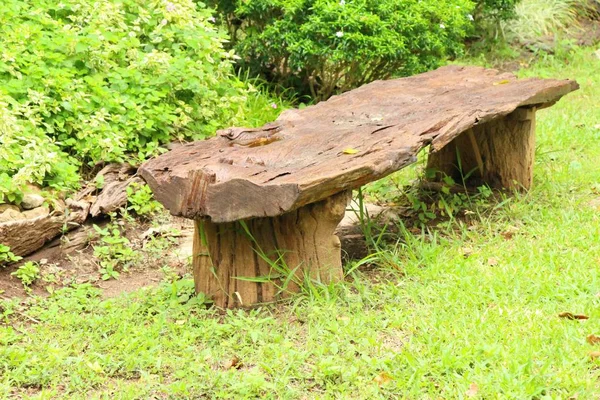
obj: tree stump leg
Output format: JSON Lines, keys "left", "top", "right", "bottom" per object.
{"left": 192, "top": 191, "right": 351, "bottom": 308}
{"left": 427, "top": 107, "right": 537, "bottom": 190}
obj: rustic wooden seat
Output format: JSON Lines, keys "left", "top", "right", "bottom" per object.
{"left": 140, "top": 65, "right": 578, "bottom": 308}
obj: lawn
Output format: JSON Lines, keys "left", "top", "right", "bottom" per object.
{"left": 1, "top": 47, "right": 599, "bottom": 399}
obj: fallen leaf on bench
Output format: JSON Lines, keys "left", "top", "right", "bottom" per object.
{"left": 343, "top": 148, "right": 359, "bottom": 155}
{"left": 559, "top": 312, "right": 589, "bottom": 320}
{"left": 373, "top": 372, "right": 393, "bottom": 385}
{"left": 466, "top": 383, "right": 479, "bottom": 397}
{"left": 493, "top": 79, "right": 511, "bottom": 85}
{"left": 587, "top": 334, "right": 600, "bottom": 345}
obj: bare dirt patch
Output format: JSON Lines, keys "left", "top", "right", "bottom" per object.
{"left": 0, "top": 216, "right": 195, "bottom": 300}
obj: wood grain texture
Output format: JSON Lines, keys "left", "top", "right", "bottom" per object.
{"left": 79, "top": 163, "right": 141, "bottom": 217}
{"left": 0, "top": 200, "right": 90, "bottom": 257}
{"left": 427, "top": 107, "right": 537, "bottom": 189}
{"left": 140, "top": 65, "right": 578, "bottom": 223}
{"left": 193, "top": 191, "right": 350, "bottom": 308}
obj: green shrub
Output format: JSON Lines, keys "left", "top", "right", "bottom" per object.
{"left": 0, "top": 94, "right": 80, "bottom": 202}
{"left": 0, "top": 0, "right": 246, "bottom": 190}
{"left": 209, "top": 0, "right": 477, "bottom": 101}
{"left": 476, "top": 0, "right": 521, "bottom": 21}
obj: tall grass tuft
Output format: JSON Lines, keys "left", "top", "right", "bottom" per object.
{"left": 504, "top": 0, "right": 596, "bottom": 43}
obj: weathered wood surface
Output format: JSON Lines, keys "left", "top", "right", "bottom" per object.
{"left": 427, "top": 107, "right": 537, "bottom": 189}
{"left": 193, "top": 191, "right": 350, "bottom": 307}
{"left": 75, "top": 163, "right": 141, "bottom": 217}
{"left": 140, "top": 65, "right": 578, "bottom": 223}
{"left": 0, "top": 199, "right": 90, "bottom": 258}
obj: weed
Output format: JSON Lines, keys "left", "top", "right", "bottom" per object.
{"left": 0, "top": 244, "right": 21, "bottom": 266}
{"left": 93, "top": 222, "right": 139, "bottom": 280}
{"left": 11, "top": 261, "right": 40, "bottom": 288}
{"left": 126, "top": 182, "right": 164, "bottom": 218}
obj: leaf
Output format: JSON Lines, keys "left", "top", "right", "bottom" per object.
{"left": 343, "top": 148, "right": 359, "bottom": 155}
{"left": 373, "top": 372, "right": 393, "bottom": 385}
{"left": 559, "top": 312, "right": 589, "bottom": 320}
{"left": 466, "top": 383, "right": 479, "bottom": 397}
{"left": 587, "top": 334, "right": 600, "bottom": 345}
{"left": 222, "top": 356, "right": 242, "bottom": 370}
{"left": 493, "top": 79, "right": 511, "bottom": 85}
{"left": 487, "top": 257, "right": 498, "bottom": 266}
{"left": 501, "top": 226, "right": 519, "bottom": 240}
{"left": 589, "top": 351, "right": 600, "bottom": 359}
{"left": 461, "top": 247, "right": 474, "bottom": 258}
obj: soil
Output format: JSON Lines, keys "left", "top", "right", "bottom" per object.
{"left": 0, "top": 216, "right": 195, "bottom": 300}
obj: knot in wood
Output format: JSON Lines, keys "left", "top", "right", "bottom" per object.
{"left": 217, "top": 125, "right": 282, "bottom": 147}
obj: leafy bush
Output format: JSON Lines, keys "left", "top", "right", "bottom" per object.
{"left": 0, "top": 0, "right": 250, "bottom": 201}
{"left": 0, "top": 95, "right": 80, "bottom": 203}
{"left": 475, "top": 0, "right": 521, "bottom": 21}
{"left": 209, "top": 0, "right": 477, "bottom": 100}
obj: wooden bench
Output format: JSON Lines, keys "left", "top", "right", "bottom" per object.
{"left": 140, "top": 65, "right": 578, "bottom": 308}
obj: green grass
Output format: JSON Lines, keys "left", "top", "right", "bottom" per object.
{"left": 503, "top": 0, "right": 595, "bottom": 44}
{"left": 1, "top": 47, "right": 600, "bottom": 399}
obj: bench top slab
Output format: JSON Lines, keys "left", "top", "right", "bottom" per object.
{"left": 140, "top": 65, "right": 578, "bottom": 223}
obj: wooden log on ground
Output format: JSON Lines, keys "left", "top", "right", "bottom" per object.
{"left": 140, "top": 65, "right": 578, "bottom": 308}
{"left": 0, "top": 199, "right": 90, "bottom": 258}
{"left": 77, "top": 163, "right": 142, "bottom": 217}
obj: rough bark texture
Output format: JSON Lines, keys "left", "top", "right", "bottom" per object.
{"left": 140, "top": 65, "right": 578, "bottom": 223}
{"left": 427, "top": 108, "right": 537, "bottom": 189}
{"left": 0, "top": 200, "right": 90, "bottom": 257}
{"left": 80, "top": 163, "right": 141, "bottom": 217}
{"left": 193, "top": 191, "right": 350, "bottom": 308}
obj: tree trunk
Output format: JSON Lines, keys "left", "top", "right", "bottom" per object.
{"left": 192, "top": 191, "right": 350, "bottom": 308}
{"left": 427, "top": 107, "right": 537, "bottom": 190}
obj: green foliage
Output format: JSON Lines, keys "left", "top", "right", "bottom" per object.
{"left": 93, "top": 222, "right": 139, "bottom": 280}
{"left": 0, "top": 95, "right": 79, "bottom": 203}
{"left": 11, "top": 261, "right": 41, "bottom": 287}
{"left": 503, "top": 0, "right": 594, "bottom": 44}
{"left": 209, "top": 0, "right": 477, "bottom": 100}
{"left": 126, "top": 182, "right": 163, "bottom": 217}
{"left": 0, "top": 244, "right": 22, "bottom": 266}
{"left": 476, "top": 0, "right": 520, "bottom": 21}
{"left": 470, "top": 0, "right": 520, "bottom": 41}
{"left": 0, "top": 0, "right": 251, "bottom": 201}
